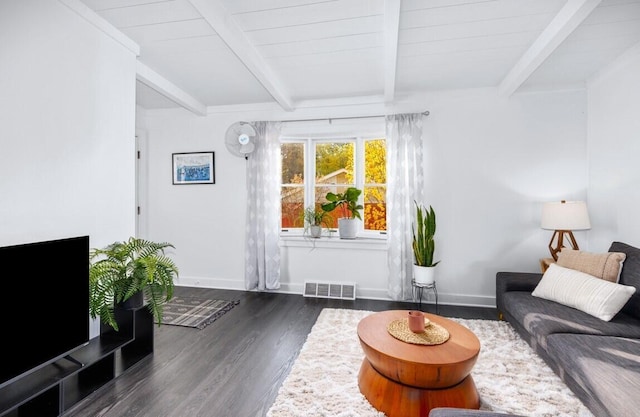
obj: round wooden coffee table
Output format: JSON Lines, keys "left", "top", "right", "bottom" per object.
{"left": 357, "top": 310, "right": 481, "bottom": 417}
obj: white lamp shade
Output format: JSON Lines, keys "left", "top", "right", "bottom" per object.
{"left": 541, "top": 201, "right": 591, "bottom": 231}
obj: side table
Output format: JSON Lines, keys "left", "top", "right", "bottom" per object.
{"left": 539, "top": 257, "right": 555, "bottom": 273}
{"left": 412, "top": 280, "right": 438, "bottom": 314}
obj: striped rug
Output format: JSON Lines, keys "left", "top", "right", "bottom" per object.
{"left": 158, "top": 296, "right": 240, "bottom": 329}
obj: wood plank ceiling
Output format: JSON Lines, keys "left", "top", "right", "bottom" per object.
{"left": 75, "top": 0, "right": 640, "bottom": 114}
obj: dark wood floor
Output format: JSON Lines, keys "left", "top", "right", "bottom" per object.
{"left": 65, "top": 287, "right": 498, "bottom": 417}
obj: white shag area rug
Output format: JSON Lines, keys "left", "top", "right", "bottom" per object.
{"left": 267, "top": 308, "right": 595, "bottom": 417}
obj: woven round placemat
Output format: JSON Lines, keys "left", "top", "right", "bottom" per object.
{"left": 387, "top": 318, "right": 450, "bottom": 345}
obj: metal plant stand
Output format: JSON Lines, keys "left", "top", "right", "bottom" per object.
{"left": 412, "top": 279, "right": 439, "bottom": 314}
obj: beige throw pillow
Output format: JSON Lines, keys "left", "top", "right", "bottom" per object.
{"left": 532, "top": 264, "right": 635, "bottom": 321}
{"left": 556, "top": 249, "right": 626, "bottom": 283}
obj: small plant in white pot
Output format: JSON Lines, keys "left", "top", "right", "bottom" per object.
{"left": 412, "top": 202, "right": 440, "bottom": 285}
{"left": 301, "top": 205, "right": 332, "bottom": 238}
{"left": 321, "top": 187, "right": 363, "bottom": 239}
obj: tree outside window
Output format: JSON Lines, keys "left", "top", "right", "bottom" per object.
{"left": 281, "top": 142, "right": 304, "bottom": 228}
{"left": 315, "top": 142, "right": 354, "bottom": 228}
{"left": 364, "top": 139, "right": 386, "bottom": 231}
{"left": 280, "top": 137, "right": 386, "bottom": 235}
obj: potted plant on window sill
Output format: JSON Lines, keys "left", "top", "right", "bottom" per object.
{"left": 89, "top": 237, "right": 179, "bottom": 331}
{"left": 412, "top": 202, "right": 440, "bottom": 285}
{"left": 321, "top": 187, "right": 364, "bottom": 239}
{"left": 302, "top": 205, "right": 332, "bottom": 238}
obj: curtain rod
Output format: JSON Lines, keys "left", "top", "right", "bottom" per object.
{"left": 278, "top": 110, "right": 430, "bottom": 124}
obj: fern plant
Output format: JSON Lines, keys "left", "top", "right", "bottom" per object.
{"left": 412, "top": 202, "right": 440, "bottom": 267}
{"left": 89, "top": 237, "right": 179, "bottom": 331}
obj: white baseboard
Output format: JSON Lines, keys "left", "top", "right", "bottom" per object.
{"left": 176, "top": 275, "right": 496, "bottom": 308}
{"left": 176, "top": 276, "right": 246, "bottom": 291}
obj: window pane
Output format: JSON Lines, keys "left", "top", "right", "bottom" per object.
{"left": 281, "top": 185, "right": 304, "bottom": 228}
{"left": 281, "top": 143, "right": 304, "bottom": 184}
{"left": 365, "top": 139, "right": 386, "bottom": 232}
{"left": 315, "top": 142, "right": 354, "bottom": 184}
{"left": 364, "top": 186, "right": 386, "bottom": 231}
{"left": 365, "top": 139, "right": 386, "bottom": 184}
{"left": 281, "top": 142, "right": 305, "bottom": 228}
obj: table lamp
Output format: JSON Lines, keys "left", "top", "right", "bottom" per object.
{"left": 541, "top": 200, "right": 591, "bottom": 261}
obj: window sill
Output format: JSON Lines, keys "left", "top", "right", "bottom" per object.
{"left": 279, "top": 235, "right": 387, "bottom": 251}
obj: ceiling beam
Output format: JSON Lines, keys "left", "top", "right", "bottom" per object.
{"left": 188, "top": 0, "right": 294, "bottom": 112}
{"left": 58, "top": 0, "right": 139, "bottom": 55}
{"left": 384, "top": 0, "right": 401, "bottom": 103}
{"left": 498, "top": 0, "right": 602, "bottom": 97}
{"left": 136, "top": 62, "right": 207, "bottom": 116}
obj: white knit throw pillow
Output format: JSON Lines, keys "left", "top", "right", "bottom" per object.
{"left": 532, "top": 263, "right": 636, "bottom": 321}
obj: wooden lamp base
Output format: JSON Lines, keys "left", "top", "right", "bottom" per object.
{"left": 548, "top": 230, "right": 579, "bottom": 261}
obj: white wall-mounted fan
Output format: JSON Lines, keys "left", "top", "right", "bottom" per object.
{"left": 225, "top": 121, "right": 256, "bottom": 160}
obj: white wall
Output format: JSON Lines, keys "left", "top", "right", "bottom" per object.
{"left": 423, "top": 88, "right": 587, "bottom": 305}
{"left": 142, "top": 109, "right": 248, "bottom": 288}
{"left": 0, "top": 1, "right": 138, "bottom": 335}
{"left": 143, "top": 87, "right": 587, "bottom": 307}
{"left": 587, "top": 44, "right": 640, "bottom": 251}
{"left": 0, "top": 1, "right": 138, "bottom": 248}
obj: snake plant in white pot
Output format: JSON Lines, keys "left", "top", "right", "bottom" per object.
{"left": 412, "top": 202, "right": 440, "bottom": 285}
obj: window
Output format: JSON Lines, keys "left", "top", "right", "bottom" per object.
{"left": 281, "top": 135, "right": 386, "bottom": 237}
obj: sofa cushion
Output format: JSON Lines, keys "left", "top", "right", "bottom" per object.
{"left": 609, "top": 242, "right": 640, "bottom": 319}
{"left": 556, "top": 249, "right": 625, "bottom": 282}
{"left": 532, "top": 264, "right": 635, "bottom": 321}
{"left": 546, "top": 334, "right": 640, "bottom": 417}
{"left": 500, "top": 291, "right": 640, "bottom": 349}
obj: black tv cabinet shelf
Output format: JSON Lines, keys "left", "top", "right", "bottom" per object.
{"left": 0, "top": 306, "right": 153, "bottom": 417}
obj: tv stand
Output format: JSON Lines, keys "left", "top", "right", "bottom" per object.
{"left": 63, "top": 354, "right": 84, "bottom": 367}
{"left": 0, "top": 306, "right": 153, "bottom": 417}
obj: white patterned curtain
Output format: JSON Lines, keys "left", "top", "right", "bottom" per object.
{"left": 245, "top": 121, "right": 283, "bottom": 291}
{"left": 386, "top": 113, "right": 424, "bottom": 300}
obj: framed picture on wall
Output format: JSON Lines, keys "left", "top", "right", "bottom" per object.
{"left": 172, "top": 152, "right": 215, "bottom": 185}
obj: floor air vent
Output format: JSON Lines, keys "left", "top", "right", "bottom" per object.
{"left": 303, "top": 281, "right": 356, "bottom": 300}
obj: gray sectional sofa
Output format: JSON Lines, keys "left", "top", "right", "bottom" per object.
{"left": 429, "top": 241, "right": 640, "bottom": 417}
{"left": 494, "top": 241, "right": 640, "bottom": 417}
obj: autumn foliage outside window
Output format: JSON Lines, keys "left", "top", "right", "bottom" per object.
{"left": 280, "top": 138, "right": 386, "bottom": 233}
{"left": 281, "top": 142, "right": 305, "bottom": 228}
{"left": 364, "top": 139, "right": 386, "bottom": 231}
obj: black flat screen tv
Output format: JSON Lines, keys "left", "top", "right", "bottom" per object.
{"left": 0, "top": 235, "right": 90, "bottom": 389}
